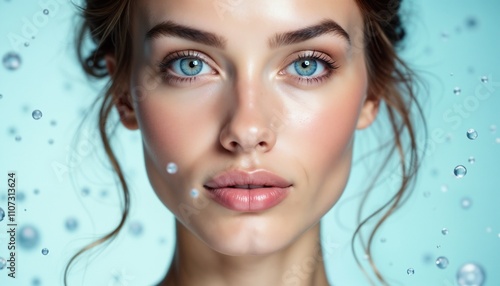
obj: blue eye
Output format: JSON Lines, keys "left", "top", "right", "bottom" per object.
{"left": 170, "top": 57, "right": 212, "bottom": 76}
{"left": 286, "top": 58, "right": 326, "bottom": 77}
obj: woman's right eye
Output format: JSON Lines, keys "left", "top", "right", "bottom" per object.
{"left": 169, "top": 57, "right": 213, "bottom": 77}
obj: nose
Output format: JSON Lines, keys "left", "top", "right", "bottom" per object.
{"left": 219, "top": 81, "right": 278, "bottom": 154}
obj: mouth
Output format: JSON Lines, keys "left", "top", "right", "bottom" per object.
{"left": 203, "top": 170, "right": 292, "bottom": 212}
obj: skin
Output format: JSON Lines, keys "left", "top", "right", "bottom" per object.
{"left": 107, "top": 0, "right": 378, "bottom": 285}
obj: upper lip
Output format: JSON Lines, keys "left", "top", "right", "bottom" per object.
{"left": 204, "top": 169, "right": 292, "bottom": 189}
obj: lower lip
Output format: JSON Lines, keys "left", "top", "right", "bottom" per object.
{"left": 206, "top": 187, "right": 290, "bottom": 212}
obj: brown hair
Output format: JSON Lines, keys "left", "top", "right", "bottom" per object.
{"left": 65, "top": 0, "right": 425, "bottom": 284}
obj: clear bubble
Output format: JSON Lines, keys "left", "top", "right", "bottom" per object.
{"left": 466, "top": 129, "right": 478, "bottom": 140}
{"left": 480, "top": 76, "right": 488, "bottom": 83}
{"left": 442, "top": 228, "right": 449, "bottom": 235}
{"left": 457, "top": 263, "right": 485, "bottom": 286}
{"left": 436, "top": 256, "right": 449, "bottom": 269}
{"left": 166, "top": 162, "right": 178, "bottom": 174}
{"left": 407, "top": 268, "right": 415, "bottom": 275}
{"left": 190, "top": 188, "right": 199, "bottom": 198}
{"left": 129, "top": 221, "right": 143, "bottom": 236}
{"left": 0, "top": 257, "right": 6, "bottom": 270}
{"left": 43, "top": 9, "right": 49, "bottom": 15}
{"left": 32, "top": 109, "right": 43, "bottom": 120}
{"left": 454, "top": 165, "right": 467, "bottom": 178}
{"left": 41, "top": 248, "right": 49, "bottom": 255}
{"left": 461, "top": 198, "right": 472, "bottom": 209}
{"left": 454, "top": 87, "right": 462, "bottom": 95}
{"left": 65, "top": 217, "right": 78, "bottom": 232}
{"left": 18, "top": 225, "right": 40, "bottom": 249}
{"left": 3, "top": 52, "right": 21, "bottom": 70}
{"left": 0, "top": 207, "right": 4, "bottom": 221}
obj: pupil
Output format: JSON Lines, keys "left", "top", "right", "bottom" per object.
{"left": 189, "top": 60, "right": 199, "bottom": 68}
{"left": 301, "top": 60, "right": 310, "bottom": 69}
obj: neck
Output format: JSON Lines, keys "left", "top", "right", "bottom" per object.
{"left": 159, "top": 221, "right": 329, "bottom": 286}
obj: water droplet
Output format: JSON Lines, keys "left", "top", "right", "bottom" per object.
{"left": 468, "top": 156, "right": 475, "bottom": 164}
{"left": 454, "top": 165, "right": 467, "bottom": 178}
{"left": 436, "top": 256, "right": 449, "bottom": 269}
{"left": 129, "top": 221, "right": 143, "bottom": 236}
{"left": 3, "top": 52, "right": 21, "bottom": 70}
{"left": 190, "top": 188, "right": 199, "bottom": 198}
{"left": 461, "top": 198, "right": 472, "bottom": 209}
{"left": 32, "top": 109, "right": 43, "bottom": 120}
{"left": 0, "top": 257, "right": 6, "bottom": 270}
{"left": 0, "top": 207, "right": 4, "bottom": 221}
{"left": 166, "top": 162, "right": 178, "bottom": 174}
{"left": 43, "top": 9, "right": 49, "bottom": 15}
{"left": 466, "top": 129, "right": 478, "bottom": 140}
{"left": 41, "top": 248, "right": 49, "bottom": 255}
{"left": 442, "top": 228, "right": 449, "bottom": 235}
{"left": 18, "top": 225, "right": 40, "bottom": 249}
{"left": 407, "top": 268, "right": 415, "bottom": 275}
{"left": 457, "top": 263, "right": 485, "bottom": 286}
{"left": 454, "top": 87, "right": 462, "bottom": 95}
{"left": 15, "top": 135, "right": 22, "bottom": 141}
{"left": 480, "top": 76, "right": 488, "bottom": 83}
{"left": 65, "top": 217, "right": 78, "bottom": 232}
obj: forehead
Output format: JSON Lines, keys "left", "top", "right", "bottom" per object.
{"left": 132, "top": 0, "right": 365, "bottom": 44}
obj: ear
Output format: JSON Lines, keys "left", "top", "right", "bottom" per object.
{"left": 356, "top": 97, "right": 379, "bottom": 130}
{"left": 105, "top": 54, "right": 139, "bottom": 130}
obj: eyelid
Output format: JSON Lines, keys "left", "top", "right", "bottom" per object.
{"left": 278, "top": 50, "right": 339, "bottom": 85}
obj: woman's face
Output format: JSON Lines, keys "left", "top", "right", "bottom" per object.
{"left": 121, "top": 0, "right": 376, "bottom": 255}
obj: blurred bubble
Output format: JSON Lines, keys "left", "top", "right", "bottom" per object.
{"left": 442, "top": 228, "right": 449, "bottom": 235}
{"left": 0, "top": 207, "right": 4, "bottom": 221}
{"left": 166, "top": 162, "right": 178, "bottom": 174}
{"left": 65, "top": 217, "right": 78, "bottom": 232}
{"left": 465, "top": 17, "right": 478, "bottom": 28}
{"left": 50, "top": 120, "right": 57, "bottom": 126}
{"left": 81, "top": 187, "right": 90, "bottom": 196}
{"left": 0, "top": 257, "right": 6, "bottom": 270}
{"left": 17, "top": 192, "right": 26, "bottom": 202}
{"left": 24, "top": 42, "right": 30, "bottom": 47}
{"left": 466, "top": 129, "right": 478, "bottom": 140}
{"left": 48, "top": 139, "right": 54, "bottom": 145}
{"left": 490, "top": 125, "right": 497, "bottom": 133}
{"left": 15, "top": 135, "right": 22, "bottom": 141}
{"left": 43, "top": 9, "right": 49, "bottom": 15}
{"left": 485, "top": 227, "right": 492, "bottom": 233}
{"left": 0, "top": 94, "right": 3, "bottom": 99}
{"left": 41, "top": 248, "right": 49, "bottom": 255}
{"left": 32, "top": 110, "right": 43, "bottom": 120}
{"left": 457, "top": 263, "right": 485, "bottom": 286}
{"left": 32, "top": 277, "right": 42, "bottom": 286}
{"left": 18, "top": 225, "right": 40, "bottom": 249}
{"left": 480, "top": 76, "right": 488, "bottom": 83}
{"left": 129, "top": 221, "right": 143, "bottom": 236}
{"left": 461, "top": 198, "right": 472, "bottom": 209}
{"left": 423, "top": 191, "right": 431, "bottom": 198}
{"left": 407, "top": 268, "right": 415, "bottom": 275}
{"left": 453, "top": 87, "right": 461, "bottom": 95}
{"left": 468, "top": 157, "right": 475, "bottom": 164}
{"left": 441, "top": 184, "right": 449, "bottom": 192}
{"left": 454, "top": 165, "right": 467, "bottom": 178}
{"left": 436, "top": 256, "right": 449, "bottom": 269}
{"left": 3, "top": 52, "right": 21, "bottom": 70}
{"left": 190, "top": 188, "right": 199, "bottom": 198}
{"left": 33, "top": 188, "right": 40, "bottom": 195}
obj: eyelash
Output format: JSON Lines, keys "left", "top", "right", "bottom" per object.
{"left": 157, "top": 50, "right": 339, "bottom": 86}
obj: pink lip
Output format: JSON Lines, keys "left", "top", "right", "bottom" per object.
{"left": 204, "top": 170, "right": 292, "bottom": 212}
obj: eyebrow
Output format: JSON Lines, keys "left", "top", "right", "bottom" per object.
{"left": 269, "top": 19, "right": 351, "bottom": 49}
{"left": 145, "top": 19, "right": 350, "bottom": 49}
{"left": 145, "top": 20, "right": 227, "bottom": 49}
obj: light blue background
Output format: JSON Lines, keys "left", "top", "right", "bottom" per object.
{"left": 0, "top": 0, "right": 499, "bottom": 285}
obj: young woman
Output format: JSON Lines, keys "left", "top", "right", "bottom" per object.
{"left": 67, "top": 0, "right": 422, "bottom": 285}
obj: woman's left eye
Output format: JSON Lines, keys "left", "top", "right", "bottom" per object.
{"left": 286, "top": 58, "right": 325, "bottom": 77}
{"left": 170, "top": 57, "right": 213, "bottom": 77}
